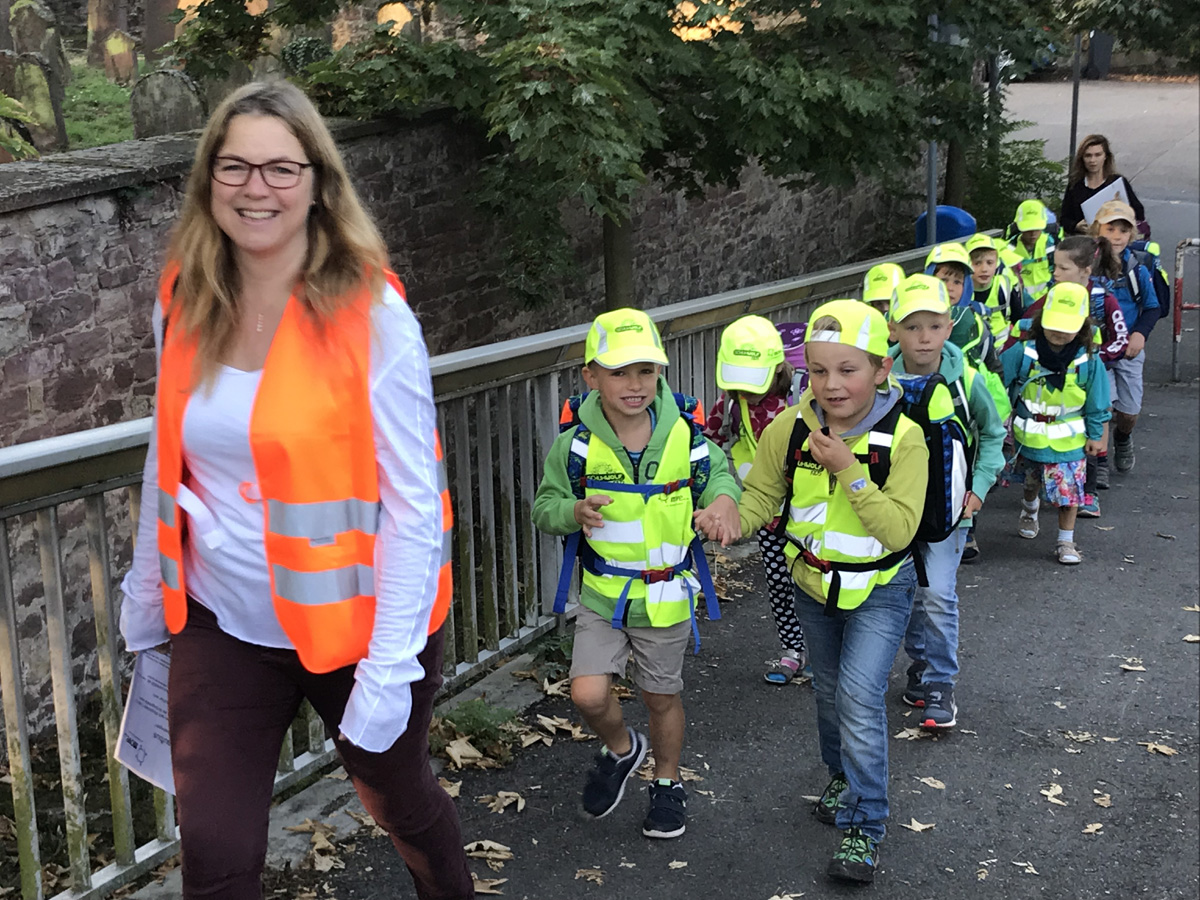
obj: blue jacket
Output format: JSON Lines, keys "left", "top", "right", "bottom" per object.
{"left": 1106, "top": 248, "right": 1157, "bottom": 338}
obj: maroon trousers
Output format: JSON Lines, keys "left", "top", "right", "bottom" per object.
{"left": 167, "top": 600, "right": 474, "bottom": 899}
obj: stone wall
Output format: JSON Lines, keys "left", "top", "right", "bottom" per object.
{"left": 0, "top": 112, "right": 918, "bottom": 445}
{"left": 0, "top": 111, "right": 921, "bottom": 739}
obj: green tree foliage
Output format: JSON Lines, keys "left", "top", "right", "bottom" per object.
{"left": 1063, "top": 0, "right": 1198, "bottom": 70}
{"left": 0, "top": 91, "right": 38, "bottom": 160}
{"left": 169, "top": 0, "right": 1061, "bottom": 305}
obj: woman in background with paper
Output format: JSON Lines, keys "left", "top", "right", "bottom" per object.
{"left": 118, "top": 81, "right": 473, "bottom": 900}
{"left": 1060, "top": 134, "right": 1147, "bottom": 236}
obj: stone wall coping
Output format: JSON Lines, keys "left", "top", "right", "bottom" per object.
{"left": 0, "top": 110, "right": 447, "bottom": 215}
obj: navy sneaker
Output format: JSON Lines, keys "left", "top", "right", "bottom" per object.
{"left": 919, "top": 683, "right": 957, "bottom": 729}
{"left": 582, "top": 728, "right": 648, "bottom": 818}
{"left": 902, "top": 660, "right": 927, "bottom": 708}
{"left": 642, "top": 779, "right": 687, "bottom": 838}
{"left": 827, "top": 827, "right": 881, "bottom": 884}
{"left": 813, "top": 772, "right": 848, "bottom": 825}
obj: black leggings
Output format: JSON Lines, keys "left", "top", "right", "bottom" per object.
{"left": 757, "top": 528, "right": 805, "bottom": 653}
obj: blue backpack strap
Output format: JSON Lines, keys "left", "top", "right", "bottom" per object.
{"left": 553, "top": 530, "right": 581, "bottom": 615}
{"left": 554, "top": 423, "right": 591, "bottom": 615}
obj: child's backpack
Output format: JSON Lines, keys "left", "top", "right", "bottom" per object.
{"left": 774, "top": 373, "right": 969, "bottom": 593}
{"left": 776, "top": 321, "right": 809, "bottom": 398}
{"left": 1127, "top": 240, "right": 1172, "bottom": 320}
{"left": 553, "top": 391, "right": 720, "bottom": 649}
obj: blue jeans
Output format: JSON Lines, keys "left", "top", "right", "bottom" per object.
{"left": 903, "top": 528, "right": 967, "bottom": 685}
{"left": 793, "top": 561, "right": 917, "bottom": 842}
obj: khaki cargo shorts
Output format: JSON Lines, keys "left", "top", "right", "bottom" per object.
{"left": 569, "top": 606, "right": 691, "bottom": 695}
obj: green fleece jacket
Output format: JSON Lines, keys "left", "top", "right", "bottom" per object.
{"left": 532, "top": 377, "right": 740, "bottom": 627}
{"left": 737, "top": 382, "right": 928, "bottom": 603}
{"left": 889, "top": 341, "right": 1007, "bottom": 523}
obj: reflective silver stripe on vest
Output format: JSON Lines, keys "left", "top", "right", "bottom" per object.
{"left": 437, "top": 460, "right": 449, "bottom": 495}
{"left": 273, "top": 564, "right": 374, "bottom": 606}
{"left": 158, "top": 490, "right": 176, "bottom": 528}
{"left": 160, "top": 554, "right": 180, "bottom": 590}
{"left": 442, "top": 528, "right": 453, "bottom": 565}
{"left": 571, "top": 437, "right": 590, "bottom": 459}
{"left": 689, "top": 442, "right": 709, "bottom": 462}
{"left": 266, "top": 498, "right": 381, "bottom": 540}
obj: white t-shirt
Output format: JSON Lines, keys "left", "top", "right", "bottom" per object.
{"left": 120, "top": 281, "right": 443, "bottom": 753}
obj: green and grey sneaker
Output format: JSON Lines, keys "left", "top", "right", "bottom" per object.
{"left": 813, "top": 772, "right": 848, "bottom": 825}
{"left": 827, "top": 827, "right": 881, "bottom": 884}
{"left": 1114, "top": 434, "right": 1135, "bottom": 473}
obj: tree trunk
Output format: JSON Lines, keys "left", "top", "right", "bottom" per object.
{"left": 143, "top": 0, "right": 177, "bottom": 64}
{"left": 603, "top": 215, "right": 635, "bottom": 311}
{"left": 944, "top": 137, "right": 968, "bottom": 209}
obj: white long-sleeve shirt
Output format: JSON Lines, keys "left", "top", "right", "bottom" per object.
{"left": 119, "top": 280, "right": 444, "bottom": 753}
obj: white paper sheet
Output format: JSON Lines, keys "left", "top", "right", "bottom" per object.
{"left": 1080, "top": 177, "right": 1130, "bottom": 226}
{"left": 115, "top": 649, "right": 176, "bottom": 795}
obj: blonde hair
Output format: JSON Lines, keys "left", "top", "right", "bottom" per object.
{"left": 808, "top": 315, "right": 886, "bottom": 370}
{"left": 167, "top": 80, "right": 388, "bottom": 386}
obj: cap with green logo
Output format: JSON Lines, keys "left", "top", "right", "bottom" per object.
{"left": 1042, "top": 282, "right": 1088, "bottom": 333}
{"left": 924, "top": 242, "right": 973, "bottom": 278}
{"left": 964, "top": 233, "right": 998, "bottom": 256}
{"left": 585, "top": 308, "right": 670, "bottom": 369}
{"left": 716, "top": 315, "right": 785, "bottom": 392}
{"left": 806, "top": 299, "right": 890, "bottom": 357}
{"left": 890, "top": 274, "right": 950, "bottom": 322}
{"left": 1014, "top": 199, "right": 1049, "bottom": 232}
{"left": 862, "top": 263, "right": 906, "bottom": 305}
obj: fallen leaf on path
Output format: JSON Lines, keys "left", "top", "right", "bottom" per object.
{"left": 800, "top": 795, "right": 821, "bottom": 803}
{"left": 916, "top": 776, "right": 946, "bottom": 790}
{"left": 1102, "top": 737, "right": 1120, "bottom": 743}
{"left": 976, "top": 868, "right": 988, "bottom": 881}
{"left": 893, "top": 726, "right": 933, "bottom": 741}
{"left": 1185, "top": 635, "right": 1200, "bottom": 643}
{"left": 471, "top": 875, "right": 507, "bottom": 895}
{"left": 611, "top": 684, "right": 635, "bottom": 700}
{"left": 1063, "top": 730, "right": 1096, "bottom": 743}
{"left": 619, "top": 861, "right": 636, "bottom": 868}
{"left": 1155, "top": 532, "right": 1176, "bottom": 540}
{"left": 1138, "top": 741, "right": 1179, "bottom": 756}
{"left": 959, "top": 728, "right": 978, "bottom": 735}
{"left": 439, "top": 778, "right": 462, "bottom": 798}
{"left": 285, "top": 818, "right": 334, "bottom": 835}
{"left": 1082, "top": 823, "right": 1103, "bottom": 834}
{"left": 574, "top": 868, "right": 604, "bottom": 885}
{"left": 464, "top": 840, "right": 514, "bottom": 867}
{"left": 542, "top": 678, "right": 569, "bottom": 698}
{"left": 1040, "top": 784, "right": 1068, "bottom": 806}
{"left": 1183, "top": 605, "right": 1200, "bottom": 612}
{"left": 445, "top": 737, "right": 484, "bottom": 769}
{"left": 1093, "top": 525, "right": 1115, "bottom": 531}
{"left": 1093, "top": 791, "right": 1112, "bottom": 808}
{"left": 1120, "top": 663, "right": 1146, "bottom": 672}
{"left": 767, "top": 893, "right": 806, "bottom": 899}
{"left": 668, "top": 860, "right": 689, "bottom": 870}
{"left": 1013, "top": 861, "right": 1040, "bottom": 875}
{"left": 900, "top": 818, "right": 935, "bottom": 832}
{"left": 478, "top": 792, "right": 525, "bottom": 814}
{"left": 1053, "top": 701, "right": 1067, "bottom": 709}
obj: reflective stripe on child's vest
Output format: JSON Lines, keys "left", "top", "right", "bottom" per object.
{"left": 1012, "top": 343, "right": 1090, "bottom": 454}
{"left": 782, "top": 408, "right": 920, "bottom": 611}
{"left": 979, "top": 274, "right": 1016, "bottom": 347}
{"left": 1011, "top": 233, "right": 1054, "bottom": 301}
{"left": 728, "top": 395, "right": 758, "bottom": 481}
{"left": 155, "top": 265, "right": 453, "bottom": 673}
{"left": 575, "top": 419, "right": 705, "bottom": 628}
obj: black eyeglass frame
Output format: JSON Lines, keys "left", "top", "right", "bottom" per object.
{"left": 210, "top": 155, "right": 316, "bottom": 189}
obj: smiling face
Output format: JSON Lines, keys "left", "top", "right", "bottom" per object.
{"left": 583, "top": 362, "right": 661, "bottom": 425}
{"left": 805, "top": 342, "right": 891, "bottom": 433}
{"left": 890, "top": 311, "right": 951, "bottom": 376}
{"left": 210, "top": 113, "right": 314, "bottom": 265}
{"left": 1099, "top": 220, "right": 1134, "bottom": 255}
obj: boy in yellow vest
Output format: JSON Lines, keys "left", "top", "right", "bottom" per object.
{"left": 734, "top": 300, "right": 928, "bottom": 884}
{"left": 533, "top": 308, "right": 740, "bottom": 840}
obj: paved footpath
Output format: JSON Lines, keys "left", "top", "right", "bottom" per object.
{"left": 274, "top": 328, "right": 1198, "bottom": 899}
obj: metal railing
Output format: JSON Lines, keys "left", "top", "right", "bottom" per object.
{"left": 0, "top": 245, "right": 927, "bottom": 899}
{"left": 1171, "top": 238, "right": 1200, "bottom": 382}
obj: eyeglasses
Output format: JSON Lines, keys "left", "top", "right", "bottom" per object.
{"left": 211, "top": 156, "right": 313, "bottom": 189}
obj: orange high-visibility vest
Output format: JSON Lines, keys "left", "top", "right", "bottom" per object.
{"left": 155, "top": 266, "right": 452, "bottom": 673}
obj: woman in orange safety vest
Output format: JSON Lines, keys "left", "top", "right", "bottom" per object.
{"left": 118, "top": 81, "right": 471, "bottom": 900}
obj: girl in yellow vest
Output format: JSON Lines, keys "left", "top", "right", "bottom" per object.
{"left": 1000, "top": 283, "right": 1112, "bottom": 565}
{"left": 118, "top": 82, "right": 472, "bottom": 899}
{"left": 703, "top": 315, "right": 809, "bottom": 684}
{"left": 733, "top": 300, "right": 928, "bottom": 885}
{"left": 533, "top": 308, "right": 741, "bottom": 840}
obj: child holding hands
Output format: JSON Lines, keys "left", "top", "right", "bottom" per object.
{"left": 533, "top": 308, "right": 740, "bottom": 840}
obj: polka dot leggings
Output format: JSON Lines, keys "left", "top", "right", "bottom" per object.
{"left": 757, "top": 527, "right": 805, "bottom": 654}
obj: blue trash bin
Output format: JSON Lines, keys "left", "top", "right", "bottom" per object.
{"left": 915, "top": 206, "right": 978, "bottom": 248}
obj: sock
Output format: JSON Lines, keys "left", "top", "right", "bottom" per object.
{"left": 1058, "top": 529, "right": 1074, "bottom": 543}
{"left": 1023, "top": 497, "right": 1040, "bottom": 513}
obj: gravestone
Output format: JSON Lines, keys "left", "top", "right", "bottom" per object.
{"left": 10, "top": 0, "right": 70, "bottom": 87}
{"left": 130, "top": 69, "right": 204, "bottom": 138}
{"left": 102, "top": 27, "right": 136, "bottom": 84}
{"left": 0, "top": 50, "right": 66, "bottom": 150}
{"left": 0, "top": 0, "right": 12, "bottom": 51}
{"left": 86, "top": 0, "right": 126, "bottom": 66}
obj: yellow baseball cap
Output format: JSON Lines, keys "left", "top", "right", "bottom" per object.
{"left": 924, "top": 242, "right": 973, "bottom": 276}
{"left": 1042, "top": 282, "right": 1089, "bottom": 333}
{"left": 964, "top": 233, "right": 998, "bottom": 256}
{"left": 890, "top": 274, "right": 950, "bottom": 322}
{"left": 585, "top": 308, "right": 670, "bottom": 368}
{"left": 862, "top": 263, "right": 906, "bottom": 305}
{"left": 1094, "top": 200, "right": 1136, "bottom": 226}
{"left": 1014, "top": 199, "right": 1049, "bottom": 232}
{"left": 807, "top": 299, "right": 890, "bottom": 357}
{"left": 716, "top": 315, "right": 784, "bottom": 392}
